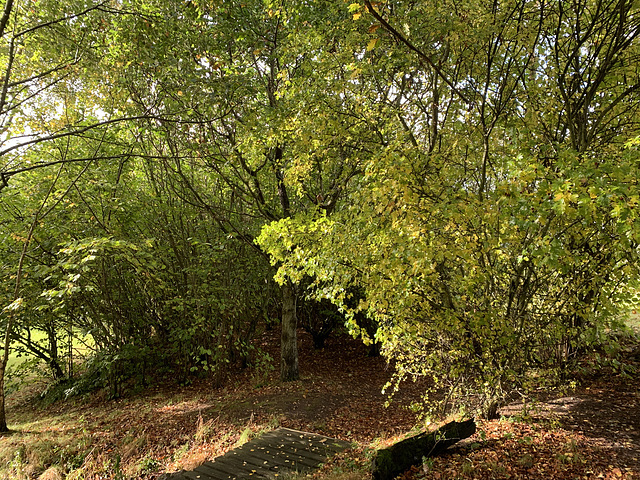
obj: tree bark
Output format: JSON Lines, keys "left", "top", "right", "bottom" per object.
{"left": 0, "top": 364, "right": 7, "bottom": 432}
{"left": 371, "top": 419, "right": 476, "bottom": 480}
{"left": 280, "top": 281, "right": 299, "bottom": 382}
{"left": 0, "top": 165, "right": 60, "bottom": 433}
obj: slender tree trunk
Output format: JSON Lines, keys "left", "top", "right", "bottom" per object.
{"left": 280, "top": 281, "right": 299, "bottom": 381}
{"left": 0, "top": 166, "right": 60, "bottom": 433}
{"left": 46, "top": 326, "right": 65, "bottom": 380}
{"left": 0, "top": 362, "right": 7, "bottom": 432}
{"left": 0, "top": 237, "right": 32, "bottom": 432}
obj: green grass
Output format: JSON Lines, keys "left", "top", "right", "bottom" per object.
{"left": 6, "top": 330, "right": 48, "bottom": 369}
{"left": 7, "top": 329, "right": 94, "bottom": 370}
{"left": 627, "top": 307, "right": 640, "bottom": 332}
{"left": 0, "top": 413, "right": 94, "bottom": 480}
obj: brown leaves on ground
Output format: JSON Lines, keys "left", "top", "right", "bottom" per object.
{"left": 391, "top": 347, "right": 640, "bottom": 480}
{"left": 407, "top": 419, "right": 637, "bottom": 480}
{"left": 3, "top": 329, "right": 640, "bottom": 480}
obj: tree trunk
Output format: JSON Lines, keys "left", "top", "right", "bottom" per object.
{"left": 0, "top": 362, "right": 7, "bottom": 433}
{"left": 371, "top": 419, "right": 476, "bottom": 480}
{"left": 47, "top": 327, "right": 65, "bottom": 380}
{"left": 280, "top": 281, "right": 299, "bottom": 382}
{"left": 0, "top": 175, "right": 57, "bottom": 432}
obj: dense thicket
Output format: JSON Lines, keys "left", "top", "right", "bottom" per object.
{"left": 0, "top": 0, "right": 638, "bottom": 431}
{"left": 259, "top": 0, "right": 640, "bottom": 417}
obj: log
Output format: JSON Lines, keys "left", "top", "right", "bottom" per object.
{"left": 371, "top": 418, "right": 476, "bottom": 480}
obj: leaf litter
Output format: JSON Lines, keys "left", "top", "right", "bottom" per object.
{"left": 2, "top": 329, "right": 639, "bottom": 479}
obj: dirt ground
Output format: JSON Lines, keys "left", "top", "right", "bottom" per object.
{"left": 4, "top": 328, "right": 640, "bottom": 479}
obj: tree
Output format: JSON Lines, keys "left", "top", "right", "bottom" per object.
{"left": 101, "top": 0, "right": 368, "bottom": 381}
{"left": 258, "top": 0, "right": 640, "bottom": 417}
{"left": 0, "top": 0, "right": 151, "bottom": 430}
{"left": 0, "top": 160, "right": 73, "bottom": 430}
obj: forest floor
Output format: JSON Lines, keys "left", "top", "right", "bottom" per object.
{"left": 1, "top": 326, "right": 639, "bottom": 480}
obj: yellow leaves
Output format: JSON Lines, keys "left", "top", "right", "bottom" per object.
{"left": 10, "top": 233, "right": 28, "bottom": 243}
{"left": 349, "top": 3, "right": 362, "bottom": 19}
{"left": 3, "top": 298, "right": 24, "bottom": 313}
{"left": 366, "top": 38, "right": 378, "bottom": 51}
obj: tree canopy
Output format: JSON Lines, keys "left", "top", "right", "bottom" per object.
{"left": 258, "top": 0, "right": 640, "bottom": 417}
{"left": 0, "top": 0, "right": 638, "bottom": 430}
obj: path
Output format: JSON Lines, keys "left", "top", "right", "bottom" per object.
{"left": 161, "top": 428, "right": 352, "bottom": 480}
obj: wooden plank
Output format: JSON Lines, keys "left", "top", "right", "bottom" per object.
{"left": 236, "top": 444, "right": 324, "bottom": 470}
{"left": 226, "top": 448, "right": 309, "bottom": 472}
{"left": 214, "top": 449, "right": 312, "bottom": 478}
{"left": 202, "top": 458, "right": 251, "bottom": 479}
{"left": 194, "top": 463, "right": 237, "bottom": 480}
{"left": 250, "top": 437, "right": 335, "bottom": 462}
{"left": 252, "top": 443, "right": 325, "bottom": 465}
{"left": 258, "top": 444, "right": 327, "bottom": 466}
{"left": 248, "top": 437, "right": 327, "bottom": 458}
{"left": 182, "top": 470, "right": 216, "bottom": 480}
{"left": 201, "top": 459, "right": 270, "bottom": 480}
{"left": 224, "top": 451, "right": 272, "bottom": 469}
{"left": 230, "top": 448, "right": 308, "bottom": 471}
{"left": 209, "top": 455, "right": 271, "bottom": 478}
{"left": 163, "top": 428, "right": 350, "bottom": 480}
{"left": 261, "top": 428, "right": 350, "bottom": 454}
{"left": 159, "top": 471, "right": 194, "bottom": 480}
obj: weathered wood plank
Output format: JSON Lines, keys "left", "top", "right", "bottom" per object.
{"left": 193, "top": 463, "right": 235, "bottom": 480}
{"left": 209, "top": 455, "right": 272, "bottom": 478}
{"left": 268, "top": 428, "right": 351, "bottom": 452}
{"left": 372, "top": 419, "right": 477, "bottom": 480}
{"left": 205, "top": 458, "right": 254, "bottom": 479}
{"left": 158, "top": 471, "right": 193, "bottom": 480}
{"left": 231, "top": 446, "right": 322, "bottom": 474}
{"left": 250, "top": 429, "right": 349, "bottom": 456}
{"left": 181, "top": 470, "right": 216, "bottom": 480}
{"left": 160, "top": 428, "right": 351, "bottom": 480}
{"left": 227, "top": 446, "right": 317, "bottom": 470}
{"left": 248, "top": 441, "right": 328, "bottom": 464}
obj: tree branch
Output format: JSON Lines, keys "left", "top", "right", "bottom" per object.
{"left": 363, "top": 0, "right": 470, "bottom": 104}
{"left": 0, "top": 0, "right": 13, "bottom": 39}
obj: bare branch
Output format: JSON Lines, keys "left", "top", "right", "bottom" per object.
{"left": 0, "top": 0, "right": 13, "bottom": 39}
{"left": 7, "top": 58, "right": 78, "bottom": 89}
{"left": 15, "top": 1, "right": 110, "bottom": 39}
{"left": 0, "top": 112, "right": 231, "bottom": 159}
{"left": 363, "top": 0, "right": 470, "bottom": 104}
{"left": 1, "top": 154, "right": 128, "bottom": 177}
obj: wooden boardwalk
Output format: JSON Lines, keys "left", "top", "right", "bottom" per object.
{"left": 162, "top": 428, "right": 352, "bottom": 480}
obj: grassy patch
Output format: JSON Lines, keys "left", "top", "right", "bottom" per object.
{"left": 0, "top": 427, "right": 93, "bottom": 479}
{"left": 627, "top": 308, "right": 640, "bottom": 332}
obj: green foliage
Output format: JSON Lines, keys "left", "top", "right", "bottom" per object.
{"left": 251, "top": 349, "right": 275, "bottom": 388}
{"left": 258, "top": 0, "right": 640, "bottom": 417}
{"left": 136, "top": 455, "right": 161, "bottom": 475}
{"left": 1, "top": 0, "right": 639, "bottom": 426}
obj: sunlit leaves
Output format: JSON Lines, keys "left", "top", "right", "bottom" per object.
{"left": 259, "top": 0, "right": 640, "bottom": 417}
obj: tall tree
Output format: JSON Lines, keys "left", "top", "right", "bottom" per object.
{"left": 103, "top": 0, "right": 367, "bottom": 381}
{"left": 0, "top": 0, "right": 110, "bottom": 432}
{"left": 259, "top": 0, "right": 640, "bottom": 416}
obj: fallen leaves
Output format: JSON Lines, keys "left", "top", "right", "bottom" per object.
{"left": 397, "top": 418, "right": 637, "bottom": 480}
{"left": 4, "top": 330, "right": 640, "bottom": 480}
